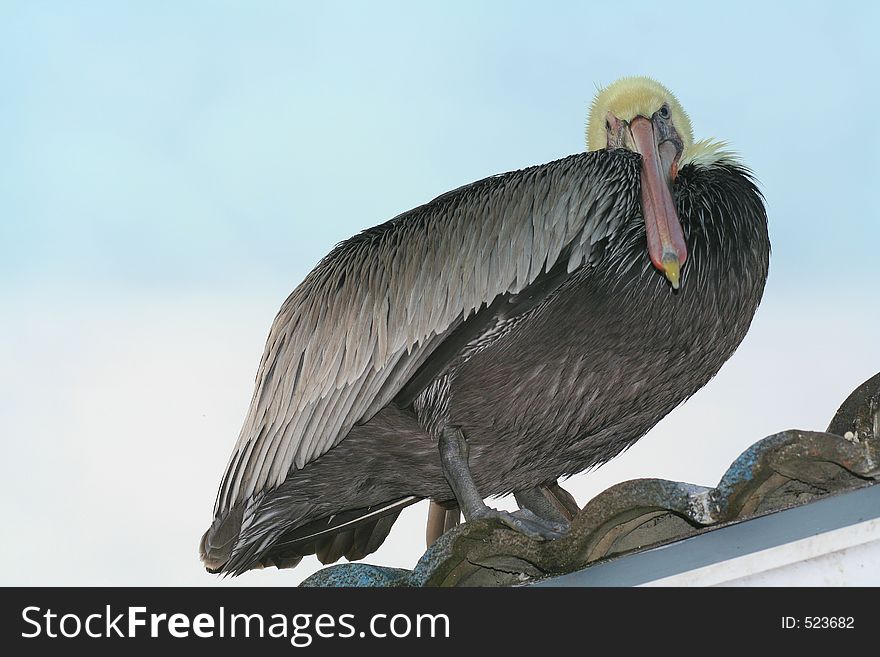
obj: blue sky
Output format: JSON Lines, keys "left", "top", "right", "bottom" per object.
{"left": 3, "top": 1, "right": 878, "bottom": 296}
{"left": 1, "top": 2, "right": 878, "bottom": 585}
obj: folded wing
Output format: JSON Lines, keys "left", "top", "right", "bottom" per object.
{"left": 213, "top": 150, "right": 636, "bottom": 518}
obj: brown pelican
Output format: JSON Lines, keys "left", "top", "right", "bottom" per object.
{"left": 200, "top": 76, "right": 770, "bottom": 575}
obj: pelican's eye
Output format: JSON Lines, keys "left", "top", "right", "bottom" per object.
{"left": 657, "top": 104, "right": 670, "bottom": 119}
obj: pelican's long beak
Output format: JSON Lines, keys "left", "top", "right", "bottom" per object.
{"left": 629, "top": 116, "right": 688, "bottom": 289}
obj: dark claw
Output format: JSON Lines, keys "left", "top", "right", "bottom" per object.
{"left": 472, "top": 507, "right": 569, "bottom": 541}
{"left": 512, "top": 508, "right": 570, "bottom": 535}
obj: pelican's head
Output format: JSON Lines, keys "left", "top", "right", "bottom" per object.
{"left": 586, "top": 76, "right": 693, "bottom": 289}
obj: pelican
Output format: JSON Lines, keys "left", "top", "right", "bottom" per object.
{"left": 200, "top": 76, "right": 770, "bottom": 575}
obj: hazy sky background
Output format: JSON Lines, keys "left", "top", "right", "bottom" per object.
{"left": 2, "top": 1, "right": 878, "bottom": 586}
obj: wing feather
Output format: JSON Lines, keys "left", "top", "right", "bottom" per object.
{"left": 213, "top": 150, "right": 637, "bottom": 514}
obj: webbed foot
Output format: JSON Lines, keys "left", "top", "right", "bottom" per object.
{"left": 471, "top": 506, "right": 569, "bottom": 540}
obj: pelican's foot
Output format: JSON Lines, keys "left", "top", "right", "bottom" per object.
{"left": 438, "top": 427, "right": 568, "bottom": 541}
{"left": 471, "top": 506, "right": 569, "bottom": 541}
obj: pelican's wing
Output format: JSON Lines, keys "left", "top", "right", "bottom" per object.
{"left": 215, "top": 150, "right": 636, "bottom": 515}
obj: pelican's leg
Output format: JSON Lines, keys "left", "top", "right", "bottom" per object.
{"left": 514, "top": 483, "right": 578, "bottom": 532}
{"left": 425, "top": 501, "right": 461, "bottom": 547}
{"left": 438, "top": 427, "right": 567, "bottom": 540}
{"left": 515, "top": 487, "right": 570, "bottom": 525}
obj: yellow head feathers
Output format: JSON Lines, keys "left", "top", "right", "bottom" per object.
{"left": 586, "top": 76, "right": 694, "bottom": 153}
